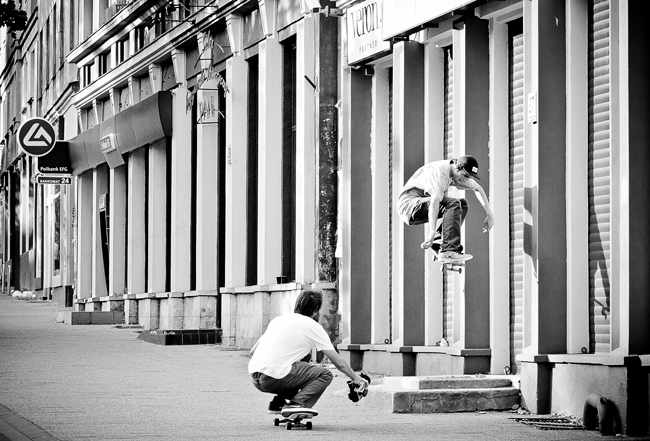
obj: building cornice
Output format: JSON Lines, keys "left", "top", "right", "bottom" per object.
{"left": 67, "top": 0, "right": 170, "bottom": 65}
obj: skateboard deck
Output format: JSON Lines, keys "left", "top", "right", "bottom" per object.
{"left": 274, "top": 409, "right": 318, "bottom": 430}
{"left": 440, "top": 260, "right": 466, "bottom": 273}
{"left": 439, "top": 254, "right": 473, "bottom": 274}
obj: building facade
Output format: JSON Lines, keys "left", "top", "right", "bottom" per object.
{"left": 2, "top": 0, "right": 649, "bottom": 435}
{"left": 0, "top": 0, "right": 77, "bottom": 306}
{"left": 1, "top": 0, "right": 342, "bottom": 335}
{"left": 336, "top": 0, "right": 649, "bottom": 435}
{"left": 63, "top": 0, "right": 341, "bottom": 339}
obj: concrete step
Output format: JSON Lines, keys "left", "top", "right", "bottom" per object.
{"left": 381, "top": 375, "right": 515, "bottom": 390}
{"left": 363, "top": 375, "right": 521, "bottom": 414}
{"left": 56, "top": 310, "right": 125, "bottom": 325}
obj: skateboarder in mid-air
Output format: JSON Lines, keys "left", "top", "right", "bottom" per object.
{"left": 397, "top": 155, "right": 494, "bottom": 262}
{"left": 249, "top": 289, "right": 368, "bottom": 417}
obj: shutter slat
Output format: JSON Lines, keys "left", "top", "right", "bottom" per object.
{"left": 588, "top": 0, "right": 611, "bottom": 354}
{"left": 509, "top": 27, "right": 525, "bottom": 374}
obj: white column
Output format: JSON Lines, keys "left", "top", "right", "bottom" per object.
{"left": 76, "top": 172, "right": 93, "bottom": 300}
{"left": 257, "top": 38, "right": 283, "bottom": 285}
{"left": 488, "top": 20, "right": 513, "bottom": 371}
{"left": 225, "top": 54, "right": 248, "bottom": 288}
{"left": 390, "top": 44, "right": 406, "bottom": 346}
{"left": 170, "top": 87, "right": 192, "bottom": 293}
{"left": 195, "top": 85, "right": 219, "bottom": 291}
{"left": 127, "top": 149, "right": 146, "bottom": 294}
{"left": 148, "top": 139, "right": 167, "bottom": 293}
{"left": 339, "top": 62, "right": 352, "bottom": 344}
{"left": 451, "top": 25, "right": 467, "bottom": 348}
{"left": 295, "top": 17, "right": 317, "bottom": 283}
{"left": 92, "top": 167, "right": 108, "bottom": 298}
{"left": 108, "top": 165, "right": 127, "bottom": 295}
{"left": 423, "top": 44, "right": 445, "bottom": 346}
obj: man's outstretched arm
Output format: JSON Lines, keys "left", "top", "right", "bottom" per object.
{"left": 322, "top": 349, "right": 366, "bottom": 386}
{"left": 472, "top": 183, "right": 494, "bottom": 232}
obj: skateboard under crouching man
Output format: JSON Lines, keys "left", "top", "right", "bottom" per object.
{"left": 272, "top": 373, "right": 371, "bottom": 430}
{"left": 274, "top": 408, "right": 318, "bottom": 430}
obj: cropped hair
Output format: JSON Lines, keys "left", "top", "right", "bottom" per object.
{"left": 294, "top": 289, "right": 323, "bottom": 317}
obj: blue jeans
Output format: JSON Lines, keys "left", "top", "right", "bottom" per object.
{"left": 251, "top": 362, "right": 333, "bottom": 408}
{"left": 406, "top": 193, "right": 468, "bottom": 252}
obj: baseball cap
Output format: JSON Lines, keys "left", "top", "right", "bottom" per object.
{"left": 457, "top": 155, "right": 481, "bottom": 180}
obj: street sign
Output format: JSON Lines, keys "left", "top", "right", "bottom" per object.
{"left": 38, "top": 141, "right": 71, "bottom": 174}
{"left": 36, "top": 175, "right": 72, "bottom": 185}
{"left": 18, "top": 117, "right": 57, "bottom": 157}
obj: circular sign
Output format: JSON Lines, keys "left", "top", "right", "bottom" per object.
{"left": 17, "top": 117, "right": 57, "bottom": 157}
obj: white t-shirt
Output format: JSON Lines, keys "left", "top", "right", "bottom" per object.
{"left": 398, "top": 160, "right": 477, "bottom": 224}
{"left": 248, "top": 313, "right": 335, "bottom": 379}
{"left": 400, "top": 159, "right": 454, "bottom": 200}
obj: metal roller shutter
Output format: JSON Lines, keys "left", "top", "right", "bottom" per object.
{"left": 508, "top": 20, "right": 525, "bottom": 374}
{"left": 388, "top": 67, "right": 394, "bottom": 343}
{"left": 588, "top": 0, "right": 611, "bottom": 354}
{"left": 443, "top": 46, "right": 454, "bottom": 342}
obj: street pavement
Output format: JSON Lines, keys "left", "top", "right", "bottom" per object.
{"left": 1, "top": 294, "right": 648, "bottom": 441}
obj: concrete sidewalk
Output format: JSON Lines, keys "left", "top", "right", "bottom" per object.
{"left": 0, "top": 295, "right": 646, "bottom": 441}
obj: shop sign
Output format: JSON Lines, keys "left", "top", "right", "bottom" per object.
{"left": 383, "top": 0, "right": 476, "bottom": 40}
{"left": 36, "top": 174, "right": 72, "bottom": 185}
{"left": 346, "top": 0, "right": 390, "bottom": 65}
{"left": 197, "top": 90, "right": 220, "bottom": 124}
{"left": 18, "top": 117, "right": 56, "bottom": 157}
{"left": 38, "top": 141, "right": 71, "bottom": 174}
{"left": 100, "top": 133, "right": 117, "bottom": 154}
{"left": 186, "top": 30, "right": 230, "bottom": 115}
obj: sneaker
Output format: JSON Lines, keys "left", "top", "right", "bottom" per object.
{"left": 280, "top": 403, "right": 312, "bottom": 417}
{"left": 268, "top": 396, "right": 286, "bottom": 414}
{"left": 439, "top": 251, "right": 472, "bottom": 262}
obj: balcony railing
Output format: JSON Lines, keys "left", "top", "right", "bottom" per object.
{"left": 105, "top": 0, "right": 130, "bottom": 21}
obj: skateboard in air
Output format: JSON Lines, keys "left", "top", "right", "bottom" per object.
{"left": 439, "top": 258, "right": 468, "bottom": 273}
{"left": 428, "top": 237, "right": 473, "bottom": 274}
{"left": 274, "top": 408, "right": 318, "bottom": 430}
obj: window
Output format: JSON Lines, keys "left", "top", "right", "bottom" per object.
{"left": 135, "top": 25, "right": 147, "bottom": 52}
{"left": 281, "top": 36, "right": 297, "bottom": 282}
{"left": 81, "top": 63, "right": 93, "bottom": 87}
{"left": 98, "top": 52, "right": 110, "bottom": 76}
{"left": 52, "top": 186, "right": 61, "bottom": 275}
{"left": 116, "top": 38, "right": 129, "bottom": 64}
{"left": 246, "top": 55, "right": 259, "bottom": 286}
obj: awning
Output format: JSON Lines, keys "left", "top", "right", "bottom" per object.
{"left": 66, "top": 91, "right": 172, "bottom": 175}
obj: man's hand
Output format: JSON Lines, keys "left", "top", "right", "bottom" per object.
{"left": 356, "top": 376, "right": 370, "bottom": 394}
{"left": 421, "top": 236, "right": 435, "bottom": 250}
{"left": 483, "top": 214, "right": 494, "bottom": 233}
{"left": 347, "top": 373, "right": 371, "bottom": 402}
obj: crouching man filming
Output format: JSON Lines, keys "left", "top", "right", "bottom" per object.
{"left": 249, "top": 289, "right": 368, "bottom": 414}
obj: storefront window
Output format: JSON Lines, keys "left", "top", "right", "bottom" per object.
{"left": 53, "top": 185, "right": 61, "bottom": 275}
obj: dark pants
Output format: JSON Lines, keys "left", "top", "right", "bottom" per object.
{"left": 410, "top": 196, "right": 469, "bottom": 252}
{"left": 251, "top": 362, "right": 333, "bottom": 408}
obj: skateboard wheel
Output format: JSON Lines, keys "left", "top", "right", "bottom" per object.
{"left": 286, "top": 422, "right": 292, "bottom": 430}
{"left": 274, "top": 418, "right": 280, "bottom": 426}
{"left": 306, "top": 422, "right": 312, "bottom": 430}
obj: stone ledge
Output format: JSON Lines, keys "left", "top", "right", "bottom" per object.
{"left": 136, "top": 329, "right": 223, "bottom": 346}
{"left": 363, "top": 384, "right": 520, "bottom": 414}
{"left": 220, "top": 281, "right": 338, "bottom": 295}
{"left": 381, "top": 375, "right": 515, "bottom": 390}
{"left": 339, "top": 344, "right": 490, "bottom": 357}
{"left": 58, "top": 311, "right": 125, "bottom": 325}
{"left": 517, "top": 353, "right": 647, "bottom": 367}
